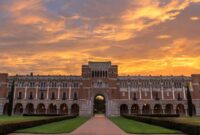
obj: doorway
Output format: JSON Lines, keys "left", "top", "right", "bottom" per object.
{"left": 93, "top": 94, "right": 106, "bottom": 114}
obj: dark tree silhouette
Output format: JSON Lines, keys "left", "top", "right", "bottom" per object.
{"left": 186, "top": 84, "right": 193, "bottom": 117}
{"left": 8, "top": 80, "right": 15, "bottom": 116}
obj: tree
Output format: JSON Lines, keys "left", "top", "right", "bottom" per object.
{"left": 7, "top": 80, "right": 15, "bottom": 116}
{"left": 186, "top": 84, "right": 193, "bottom": 117}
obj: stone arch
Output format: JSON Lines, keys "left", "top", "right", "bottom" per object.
{"left": 60, "top": 103, "right": 68, "bottom": 114}
{"left": 131, "top": 104, "right": 139, "bottom": 114}
{"left": 142, "top": 104, "right": 151, "bottom": 114}
{"left": 14, "top": 103, "right": 23, "bottom": 115}
{"left": 25, "top": 103, "right": 34, "bottom": 114}
{"left": 91, "top": 92, "right": 108, "bottom": 116}
{"left": 48, "top": 104, "right": 57, "bottom": 114}
{"left": 93, "top": 94, "right": 106, "bottom": 114}
{"left": 3, "top": 103, "right": 9, "bottom": 115}
{"left": 176, "top": 104, "right": 185, "bottom": 115}
{"left": 71, "top": 103, "right": 79, "bottom": 116}
{"left": 165, "top": 104, "right": 173, "bottom": 114}
{"left": 120, "top": 104, "right": 128, "bottom": 115}
{"left": 153, "top": 104, "right": 163, "bottom": 114}
{"left": 36, "top": 103, "right": 46, "bottom": 114}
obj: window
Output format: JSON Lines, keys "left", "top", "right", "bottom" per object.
{"left": 177, "top": 93, "right": 182, "bottom": 100}
{"left": 39, "top": 82, "right": 46, "bottom": 88}
{"left": 29, "top": 92, "right": 33, "bottom": 99}
{"left": 61, "top": 82, "right": 67, "bottom": 88}
{"left": 174, "top": 82, "right": 182, "bottom": 88}
{"left": 40, "top": 92, "right": 44, "bottom": 100}
{"left": 133, "top": 93, "right": 137, "bottom": 100}
{"left": 73, "top": 92, "right": 78, "bottom": 100}
{"left": 62, "top": 92, "right": 66, "bottom": 100}
{"left": 18, "top": 92, "right": 22, "bottom": 99}
{"left": 152, "top": 81, "right": 160, "bottom": 88}
{"left": 142, "top": 81, "right": 149, "bottom": 88}
{"left": 30, "top": 82, "right": 35, "bottom": 88}
{"left": 51, "top": 92, "right": 55, "bottom": 100}
{"left": 51, "top": 82, "right": 57, "bottom": 88}
{"left": 155, "top": 92, "right": 159, "bottom": 100}
{"left": 163, "top": 81, "right": 171, "bottom": 89}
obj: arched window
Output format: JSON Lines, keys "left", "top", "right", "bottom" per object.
{"left": 177, "top": 93, "right": 182, "bottom": 100}
{"left": 73, "top": 92, "right": 78, "bottom": 100}
{"left": 51, "top": 92, "right": 55, "bottom": 100}
{"left": 18, "top": 92, "right": 22, "bottom": 99}
{"left": 40, "top": 92, "right": 44, "bottom": 100}
{"left": 133, "top": 93, "right": 137, "bottom": 100}
{"left": 29, "top": 92, "right": 33, "bottom": 99}
{"left": 63, "top": 92, "right": 66, "bottom": 100}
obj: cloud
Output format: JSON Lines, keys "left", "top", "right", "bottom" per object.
{"left": 0, "top": 0, "right": 200, "bottom": 76}
{"left": 190, "top": 16, "right": 199, "bottom": 20}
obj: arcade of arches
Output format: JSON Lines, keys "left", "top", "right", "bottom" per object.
{"left": 119, "top": 103, "right": 197, "bottom": 116}
{"left": 3, "top": 103, "right": 79, "bottom": 115}
{"left": 2, "top": 102, "right": 197, "bottom": 116}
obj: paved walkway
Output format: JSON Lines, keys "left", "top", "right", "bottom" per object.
{"left": 68, "top": 114, "right": 129, "bottom": 135}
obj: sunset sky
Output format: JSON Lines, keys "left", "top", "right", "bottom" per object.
{"left": 0, "top": 0, "right": 200, "bottom": 76}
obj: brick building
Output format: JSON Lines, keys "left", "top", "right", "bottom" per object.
{"left": 0, "top": 61, "right": 200, "bottom": 116}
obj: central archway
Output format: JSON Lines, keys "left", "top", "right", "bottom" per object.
{"left": 93, "top": 94, "right": 106, "bottom": 114}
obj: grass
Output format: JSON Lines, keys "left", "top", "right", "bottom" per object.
{"left": 16, "top": 117, "right": 89, "bottom": 134}
{"left": 110, "top": 117, "right": 180, "bottom": 134}
{"left": 0, "top": 115, "right": 50, "bottom": 125}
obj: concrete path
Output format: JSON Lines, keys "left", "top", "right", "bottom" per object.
{"left": 68, "top": 114, "right": 129, "bottom": 135}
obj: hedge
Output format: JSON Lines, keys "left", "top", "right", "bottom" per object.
{"left": 123, "top": 115, "right": 200, "bottom": 135}
{"left": 0, "top": 115, "right": 77, "bottom": 135}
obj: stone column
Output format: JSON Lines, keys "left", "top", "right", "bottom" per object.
{"left": 161, "top": 86, "right": 164, "bottom": 100}
{"left": 36, "top": 86, "right": 38, "bottom": 100}
{"left": 58, "top": 86, "right": 60, "bottom": 99}
{"left": 24, "top": 86, "right": 27, "bottom": 100}
{"left": 183, "top": 86, "right": 186, "bottom": 100}
{"left": 128, "top": 87, "right": 131, "bottom": 100}
{"left": 150, "top": 88, "right": 153, "bottom": 100}
{"left": 172, "top": 82, "right": 175, "bottom": 100}
{"left": 69, "top": 86, "right": 71, "bottom": 100}
{"left": 47, "top": 86, "right": 49, "bottom": 100}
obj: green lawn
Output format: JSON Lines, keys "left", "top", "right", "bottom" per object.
{"left": 0, "top": 115, "right": 50, "bottom": 125}
{"left": 110, "top": 117, "right": 180, "bottom": 134}
{"left": 16, "top": 117, "right": 89, "bottom": 134}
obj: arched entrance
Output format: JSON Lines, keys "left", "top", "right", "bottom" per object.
{"left": 93, "top": 94, "right": 106, "bottom": 114}
{"left": 131, "top": 104, "right": 139, "bottom": 115}
{"left": 14, "top": 103, "right": 23, "bottom": 115}
{"left": 165, "top": 104, "right": 173, "bottom": 114}
{"left": 153, "top": 104, "right": 163, "bottom": 114}
{"left": 71, "top": 103, "right": 79, "bottom": 116}
{"left": 176, "top": 104, "right": 185, "bottom": 116}
{"left": 48, "top": 104, "right": 57, "bottom": 114}
{"left": 142, "top": 104, "right": 151, "bottom": 114}
{"left": 36, "top": 103, "right": 46, "bottom": 114}
{"left": 120, "top": 104, "right": 128, "bottom": 115}
{"left": 25, "top": 103, "right": 34, "bottom": 114}
{"left": 60, "top": 103, "right": 68, "bottom": 115}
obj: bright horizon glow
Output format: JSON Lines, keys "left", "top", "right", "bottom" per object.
{"left": 0, "top": 0, "right": 200, "bottom": 76}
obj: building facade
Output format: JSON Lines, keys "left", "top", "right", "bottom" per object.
{"left": 0, "top": 61, "right": 200, "bottom": 116}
